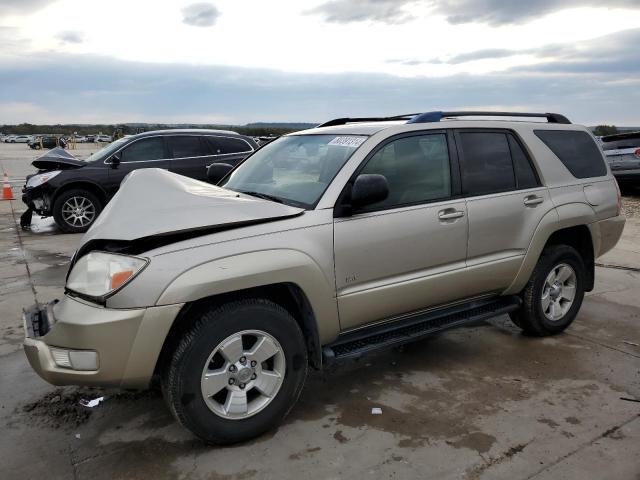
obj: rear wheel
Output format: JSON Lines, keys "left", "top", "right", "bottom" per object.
{"left": 162, "top": 299, "right": 308, "bottom": 444}
{"left": 510, "top": 245, "right": 585, "bottom": 336}
{"left": 52, "top": 189, "right": 102, "bottom": 233}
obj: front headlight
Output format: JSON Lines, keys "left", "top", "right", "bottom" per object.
{"left": 66, "top": 251, "right": 148, "bottom": 302}
{"left": 26, "top": 170, "right": 61, "bottom": 188}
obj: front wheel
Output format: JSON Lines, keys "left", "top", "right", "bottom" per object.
{"left": 510, "top": 245, "right": 586, "bottom": 336}
{"left": 162, "top": 299, "right": 308, "bottom": 444}
{"left": 52, "top": 189, "right": 102, "bottom": 233}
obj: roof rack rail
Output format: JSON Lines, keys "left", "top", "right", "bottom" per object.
{"left": 316, "top": 114, "right": 420, "bottom": 128}
{"left": 407, "top": 111, "right": 571, "bottom": 124}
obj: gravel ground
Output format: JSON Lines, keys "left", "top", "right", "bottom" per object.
{"left": 622, "top": 193, "right": 640, "bottom": 218}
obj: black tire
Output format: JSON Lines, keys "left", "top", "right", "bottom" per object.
{"left": 162, "top": 298, "right": 308, "bottom": 444}
{"left": 510, "top": 245, "right": 586, "bottom": 336}
{"left": 52, "top": 188, "right": 102, "bottom": 233}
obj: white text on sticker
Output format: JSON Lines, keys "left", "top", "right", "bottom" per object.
{"left": 328, "top": 136, "right": 367, "bottom": 148}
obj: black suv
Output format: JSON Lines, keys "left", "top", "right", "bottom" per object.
{"left": 28, "top": 136, "right": 63, "bottom": 150}
{"left": 22, "top": 129, "right": 257, "bottom": 233}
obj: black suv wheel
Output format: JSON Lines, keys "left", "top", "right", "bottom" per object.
{"left": 52, "top": 189, "right": 102, "bottom": 233}
{"left": 510, "top": 245, "right": 586, "bottom": 336}
{"left": 162, "top": 299, "right": 308, "bottom": 444}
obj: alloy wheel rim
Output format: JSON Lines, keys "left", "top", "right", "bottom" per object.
{"left": 541, "top": 263, "right": 577, "bottom": 321}
{"left": 61, "top": 196, "right": 95, "bottom": 228}
{"left": 200, "top": 329, "right": 285, "bottom": 420}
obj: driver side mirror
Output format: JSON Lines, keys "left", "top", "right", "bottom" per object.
{"left": 207, "top": 162, "right": 234, "bottom": 184}
{"left": 350, "top": 174, "right": 389, "bottom": 209}
{"left": 110, "top": 152, "right": 121, "bottom": 167}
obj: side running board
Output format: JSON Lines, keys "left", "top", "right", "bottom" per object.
{"left": 323, "top": 296, "right": 521, "bottom": 362}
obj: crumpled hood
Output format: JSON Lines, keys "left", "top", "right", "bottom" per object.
{"left": 32, "top": 147, "right": 86, "bottom": 170}
{"left": 80, "top": 168, "right": 304, "bottom": 248}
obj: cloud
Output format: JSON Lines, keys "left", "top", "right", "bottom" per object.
{"left": 390, "top": 27, "right": 640, "bottom": 67}
{"left": 181, "top": 2, "right": 220, "bottom": 27}
{"left": 435, "top": 0, "right": 640, "bottom": 25}
{"left": 445, "top": 48, "right": 520, "bottom": 64}
{"left": 308, "top": 0, "right": 640, "bottom": 26}
{"left": 0, "top": 28, "right": 639, "bottom": 126}
{"left": 390, "top": 48, "right": 520, "bottom": 66}
{"left": 307, "top": 0, "right": 416, "bottom": 24}
{"left": 0, "top": 26, "right": 30, "bottom": 52}
{"left": 56, "top": 30, "right": 84, "bottom": 44}
{"left": 0, "top": 0, "right": 55, "bottom": 16}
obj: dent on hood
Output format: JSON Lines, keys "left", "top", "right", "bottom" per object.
{"left": 32, "top": 147, "right": 85, "bottom": 170}
{"left": 74, "top": 168, "right": 304, "bottom": 259}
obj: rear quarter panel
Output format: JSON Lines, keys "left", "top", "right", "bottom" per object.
{"left": 504, "top": 124, "right": 620, "bottom": 293}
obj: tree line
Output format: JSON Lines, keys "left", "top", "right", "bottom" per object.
{"left": 0, "top": 123, "right": 303, "bottom": 137}
{"left": 592, "top": 125, "right": 619, "bottom": 136}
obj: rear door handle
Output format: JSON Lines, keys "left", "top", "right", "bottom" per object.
{"left": 524, "top": 195, "right": 544, "bottom": 207}
{"left": 438, "top": 209, "right": 465, "bottom": 220}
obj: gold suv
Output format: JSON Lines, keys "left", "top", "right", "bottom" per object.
{"left": 23, "top": 111, "right": 625, "bottom": 444}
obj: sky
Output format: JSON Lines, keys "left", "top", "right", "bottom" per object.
{"left": 1, "top": 0, "right": 640, "bottom": 125}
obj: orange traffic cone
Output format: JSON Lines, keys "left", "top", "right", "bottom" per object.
{"left": 2, "top": 173, "right": 15, "bottom": 200}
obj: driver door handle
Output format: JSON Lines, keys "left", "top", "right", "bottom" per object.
{"left": 438, "top": 209, "right": 465, "bottom": 220}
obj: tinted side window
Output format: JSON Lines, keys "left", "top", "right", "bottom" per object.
{"left": 169, "top": 136, "right": 209, "bottom": 158}
{"left": 207, "top": 136, "right": 252, "bottom": 155}
{"left": 508, "top": 134, "right": 539, "bottom": 189}
{"left": 360, "top": 133, "right": 451, "bottom": 210}
{"left": 534, "top": 130, "right": 607, "bottom": 178}
{"left": 120, "top": 138, "right": 165, "bottom": 162}
{"left": 458, "top": 132, "right": 515, "bottom": 195}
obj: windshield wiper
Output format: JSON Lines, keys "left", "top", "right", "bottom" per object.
{"left": 238, "top": 190, "right": 285, "bottom": 204}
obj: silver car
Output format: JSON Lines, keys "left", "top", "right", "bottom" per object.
{"left": 23, "top": 111, "right": 625, "bottom": 444}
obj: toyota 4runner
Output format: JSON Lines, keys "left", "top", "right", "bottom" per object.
{"left": 23, "top": 111, "right": 625, "bottom": 444}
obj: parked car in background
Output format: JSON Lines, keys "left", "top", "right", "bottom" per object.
{"left": 600, "top": 131, "right": 640, "bottom": 190}
{"left": 21, "top": 129, "right": 257, "bottom": 233}
{"left": 11, "top": 135, "right": 32, "bottom": 143}
{"left": 254, "top": 136, "right": 277, "bottom": 146}
{"left": 28, "top": 136, "right": 62, "bottom": 150}
{"left": 22, "top": 111, "right": 624, "bottom": 444}
{"left": 95, "top": 134, "right": 112, "bottom": 143}
{"left": 3, "top": 135, "right": 16, "bottom": 143}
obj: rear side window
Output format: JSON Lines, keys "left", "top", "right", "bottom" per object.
{"left": 207, "top": 136, "right": 252, "bottom": 155}
{"left": 120, "top": 137, "right": 165, "bottom": 162}
{"left": 168, "top": 136, "right": 210, "bottom": 158}
{"left": 534, "top": 130, "right": 606, "bottom": 178}
{"left": 458, "top": 132, "right": 515, "bottom": 195}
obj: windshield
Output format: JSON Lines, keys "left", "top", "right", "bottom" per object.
{"left": 221, "top": 134, "right": 367, "bottom": 208}
{"left": 87, "top": 138, "right": 127, "bottom": 163}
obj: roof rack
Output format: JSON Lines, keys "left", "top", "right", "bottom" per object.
{"left": 316, "top": 114, "right": 420, "bottom": 128}
{"left": 407, "top": 111, "right": 571, "bottom": 124}
{"left": 317, "top": 111, "right": 571, "bottom": 128}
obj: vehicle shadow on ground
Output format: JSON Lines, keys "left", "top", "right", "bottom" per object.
{"left": 10, "top": 306, "right": 636, "bottom": 477}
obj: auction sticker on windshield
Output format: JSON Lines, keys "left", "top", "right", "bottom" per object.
{"left": 328, "top": 136, "right": 367, "bottom": 148}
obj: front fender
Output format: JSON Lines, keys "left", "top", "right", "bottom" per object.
{"left": 157, "top": 249, "right": 340, "bottom": 344}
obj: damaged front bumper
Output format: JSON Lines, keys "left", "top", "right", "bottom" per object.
{"left": 23, "top": 295, "right": 184, "bottom": 389}
{"left": 22, "top": 186, "right": 52, "bottom": 216}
